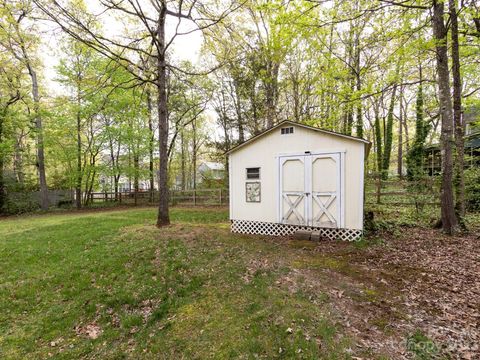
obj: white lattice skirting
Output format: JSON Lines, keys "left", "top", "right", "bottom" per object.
{"left": 231, "top": 219, "right": 363, "bottom": 242}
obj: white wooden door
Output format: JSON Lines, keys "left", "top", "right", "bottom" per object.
{"left": 310, "top": 153, "right": 341, "bottom": 228}
{"left": 279, "top": 156, "right": 308, "bottom": 225}
{"left": 279, "top": 152, "right": 343, "bottom": 228}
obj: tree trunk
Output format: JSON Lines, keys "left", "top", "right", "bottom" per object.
{"left": 85, "top": 156, "right": 96, "bottom": 206}
{"left": 354, "top": 32, "right": 363, "bottom": 138}
{"left": 114, "top": 177, "right": 119, "bottom": 200}
{"left": 134, "top": 153, "right": 139, "bottom": 206}
{"left": 14, "top": 134, "right": 25, "bottom": 186}
{"left": 374, "top": 100, "right": 383, "bottom": 175}
{"left": 107, "top": 131, "right": 120, "bottom": 201}
{"left": 76, "top": 100, "right": 82, "bottom": 209}
{"left": 406, "top": 72, "right": 426, "bottom": 180}
{"left": 147, "top": 90, "right": 155, "bottom": 201}
{"left": 28, "top": 65, "right": 48, "bottom": 210}
{"left": 249, "top": 82, "right": 260, "bottom": 135}
{"left": 382, "top": 84, "right": 397, "bottom": 179}
{"left": 344, "top": 105, "right": 354, "bottom": 136}
{"left": 292, "top": 75, "right": 300, "bottom": 122}
{"left": 233, "top": 78, "right": 245, "bottom": 142}
{"left": 12, "top": 15, "right": 48, "bottom": 210}
{"left": 192, "top": 120, "right": 197, "bottom": 190}
{"left": 403, "top": 89, "right": 410, "bottom": 154}
{"left": 355, "top": 76, "right": 363, "bottom": 138}
{"left": 0, "top": 111, "right": 5, "bottom": 212}
{"left": 450, "top": 0, "right": 466, "bottom": 219}
{"left": 432, "top": 0, "right": 457, "bottom": 234}
{"left": 156, "top": 5, "right": 170, "bottom": 227}
{"left": 265, "top": 60, "right": 279, "bottom": 128}
{"left": 180, "top": 129, "right": 186, "bottom": 190}
{"left": 397, "top": 85, "right": 404, "bottom": 178}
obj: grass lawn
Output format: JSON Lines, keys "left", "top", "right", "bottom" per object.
{"left": 1, "top": 207, "right": 478, "bottom": 359}
{"left": 0, "top": 207, "right": 350, "bottom": 359}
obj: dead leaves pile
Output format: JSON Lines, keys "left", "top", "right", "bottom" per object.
{"left": 74, "top": 323, "right": 102, "bottom": 340}
{"left": 356, "top": 228, "right": 479, "bottom": 359}
{"left": 242, "top": 258, "right": 272, "bottom": 284}
{"left": 280, "top": 227, "right": 479, "bottom": 358}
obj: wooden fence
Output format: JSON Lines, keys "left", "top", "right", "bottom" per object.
{"left": 87, "top": 188, "right": 229, "bottom": 206}
{"left": 84, "top": 179, "right": 440, "bottom": 210}
{"left": 365, "top": 176, "right": 440, "bottom": 208}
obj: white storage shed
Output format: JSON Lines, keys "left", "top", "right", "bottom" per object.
{"left": 227, "top": 121, "right": 370, "bottom": 241}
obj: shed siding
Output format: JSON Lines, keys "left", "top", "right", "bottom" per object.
{"left": 229, "top": 125, "right": 365, "bottom": 230}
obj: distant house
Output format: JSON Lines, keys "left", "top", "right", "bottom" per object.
{"left": 465, "top": 106, "right": 480, "bottom": 136}
{"left": 464, "top": 107, "right": 480, "bottom": 168}
{"left": 173, "top": 161, "right": 225, "bottom": 190}
{"left": 197, "top": 162, "right": 225, "bottom": 187}
{"left": 198, "top": 162, "right": 224, "bottom": 180}
{"left": 424, "top": 106, "right": 480, "bottom": 175}
{"left": 99, "top": 174, "right": 152, "bottom": 193}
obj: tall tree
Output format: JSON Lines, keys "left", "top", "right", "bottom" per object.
{"left": 397, "top": 84, "right": 404, "bottom": 178}
{"left": 449, "top": 0, "right": 466, "bottom": 220}
{"left": 35, "top": 0, "right": 238, "bottom": 226}
{"left": 373, "top": 97, "right": 383, "bottom": 175}
{"left": 4, "top": 1, "right": 49, "bottom": 209}
{"left": 382, "top": 84, "right": 398, "bottom": 179}
{"left": 406, "top": 76, "right": 429, "bottom": 180}
{"left": 146, "top": 89, "right": 156, "bottom": 201}
{"left": 0, "top": 63, "right": 22, "bottom": 212}
{"left": 432, "top": 0, "right": 457, "bottom": 234}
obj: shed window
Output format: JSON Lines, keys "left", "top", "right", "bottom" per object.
{"left": 246, "top": 167, "right": 260, "bottom": 179}
{"left": 281, "top": 126, "right": 294, "bottom": 135}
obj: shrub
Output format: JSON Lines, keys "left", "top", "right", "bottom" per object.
{"left": 2, "top": 192, "right": 40, "bottom": 215}
{"left": 465, "top": 167, "right": 480, "bottom": 212}
{"left": 406, "top": 330, "right": 440, "bottom": 359}
{"left": 57, "top": 199, "right": 74, "bottom": 208}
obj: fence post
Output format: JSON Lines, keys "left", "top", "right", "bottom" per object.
{"left": 219, "top": 188, "right": 222, "bottom": 205}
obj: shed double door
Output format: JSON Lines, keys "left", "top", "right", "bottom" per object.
{"left": 278, "top": 152, "right": 343, "bottom": 228}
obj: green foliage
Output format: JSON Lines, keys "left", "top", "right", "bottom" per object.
{"left": 51, "top": 35, "right": 151, "bottom": 197}
{"left": 197, "top": 171, "right": 224, "bottom": 189}
{"left": 2, "top": 192, "right": 40, "bottom": 215}
{"left": 407, "top": 82, "right": 430, "bottom": 181}
{"left": 1, "top": 0, "right": 479, "bottom": 225}
{"left": 365, "top": 177, "right": 442, "bottom": 227}
{"left": 406, "top": 330, "right": 440, "bottom": 359}
{"left": 465, "top": 167, "right": 480, "bottom": 211}
{"left": 364, "top": 213, "right": 399, "bottom": 235}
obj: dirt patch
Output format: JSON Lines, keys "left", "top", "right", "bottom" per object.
{"left": 272, "top": 228, "right": 480, "bottom": 359}
{"left": 282, "top": 263, "right": 410, "bottom": 358}
{"left": 121, "top": 299, "right": 160, "bottom": 323}
{"left": 74, "top": 323, "right": 102, "bottom": 340}
{"left": 242, "top": 258, "right": 272, "bottom": 284}
{"left": 360, "top": 228, "right": 480, "bottom": 358}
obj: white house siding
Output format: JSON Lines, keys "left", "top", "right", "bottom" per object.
{"left": 229, "top": 124, "right": 365, "bottom": 230}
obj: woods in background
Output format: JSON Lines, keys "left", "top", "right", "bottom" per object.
{"left": 0, "top": 0, "right": 479, "bottom": 234}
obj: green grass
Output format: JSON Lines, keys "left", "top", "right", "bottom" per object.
{"left": 406, "top": 330, "right": 442, "bottom": 360}
{"left": 0, "top": 207, "right": 352, "bottom": 359}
